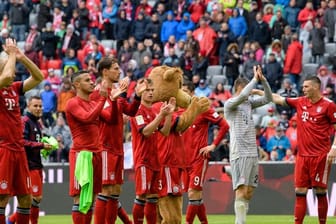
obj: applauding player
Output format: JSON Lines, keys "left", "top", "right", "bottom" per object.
{"left": 0, "top": 38, "right": 44, "bottom": 224}
{"left": 224, "top": 66, "right": 272, "bottom": 224}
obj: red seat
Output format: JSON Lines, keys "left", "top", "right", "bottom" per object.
{"left": 77, "top": 49, "right": 86, "bottom": 69}
{"left": 47, "top": 59, "right": 62, "bottom": 70}
{"left": 39, "top": 51, "right": 48, "bottom": 70}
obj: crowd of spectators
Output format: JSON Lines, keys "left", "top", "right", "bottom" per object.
{"left": 1, "top": 0, "right": 336, "bottom": 164}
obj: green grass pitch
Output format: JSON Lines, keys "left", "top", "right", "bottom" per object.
{"left": 38, "top": 215, "right": 336, "bottom": 223}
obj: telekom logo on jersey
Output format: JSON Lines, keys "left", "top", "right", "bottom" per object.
{"left": 307, "top": 183, "right": 336, "bottom": 216}
{"left": 301, "top": 111, "right": 309, "bottom": 122}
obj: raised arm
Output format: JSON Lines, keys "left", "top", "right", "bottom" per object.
{"left": 225, "top": 78, "right": 257, "bottom": 110}
{"left": 141, "top": 102, "right": 174, "bottom": 137}
{"left": 69, "top": 97, "right": 106, "bottom": 122}
{"left": 272, "top": 93, "right": 287, "bottom": 106}
{"left": 251, "top": 66, "right": 273, "bottom": 108}
{"left": 16, "top": 47, "right": 44, "bottom": 92}
{"left": 158, "top": 97, "right": 176, "bottom": 136}
{"left": 252, "top": 89, "right": 287, "bottom": 106}
{"left": 0, "top": 38, "right": 17, "bottom": 89}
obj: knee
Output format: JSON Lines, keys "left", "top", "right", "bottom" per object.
{"left": 17, "top": 195, "right": 32, "bottom": 208}
{"left": 188, "top": 189, "right": 202, "bottom": 200}
{"left": 295, "top": 187, "right": 308, "bottom": 194}
{"left": 246, "top": 188, "right": 254, "bottom": 200}
{"left": 33, "top": 196, "right": 43, "bottom": 203}
{"left": 315, "top": 187, "right": 327, "bottom": 195}
{"left": 111, "top": 184, "right": 121, "bottom": 195}
{"left": 0, "top": 195, "right": 10, "bottom": 207}
{"left": 102, "top": 184, "right": 121, "bottom": 196}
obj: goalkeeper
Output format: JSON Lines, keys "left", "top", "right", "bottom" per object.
{"left": 8, "top": 96, "right": 54, "bottom": 224}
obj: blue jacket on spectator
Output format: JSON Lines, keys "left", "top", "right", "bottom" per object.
{"left": 228, "top": 11, "right": 247, "bottom": 38}
{"left": 161, "top": 11, "right": 178, "bottom": 43}
{"left": 276, "top": 0, "right": 290, "bottom": 7}
{"left": 266, "top": 133, "right": 291, "bottom": 161}
{"left": 102, "top": 4, "right": 118, "bottom": 24}
{"left": 284, "top": 5, "right": 300, "bottom": 30}
{"left": 195, "top": 80, "right": 211, "bottom": 97}
{"left": 41, "top": 82, "right": 57, "bottom": 113}
{"left": 176, "top": 12, "right": 195, "bottom": 41}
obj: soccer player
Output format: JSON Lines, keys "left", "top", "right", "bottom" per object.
{"left": 130, "top": 78, "right": 176, "bottom": 224}
{"left": 0, "top": 38, "right": 44, "bottom": 224}
{"left": 92, "top": 57, "right": 147, "bottom": 224}
{"left": 155, "top": 107, "right": 186, "bottom": 224}
{"left": 66, "top": 70, "right": 111, "bottom": 224}
{"left": 8, "top": 96, "right": 52, "bottom": 224}
{"left": 182, "top": 81, "right": 230, "bottom": 224}
{"left": 271, "top": 76, "right": 336, "bottom": 224}
{"left": 224, "top": 66, "right": 272, "bottom": 224}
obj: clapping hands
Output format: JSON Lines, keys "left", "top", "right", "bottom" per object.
{"left": 160, "top": 97, "right": 176, "bottom": 116}
{"left": 253, "top": 65, "right": 266, "bottom": 82}
{"left": 110, "top": 77, "right": 129, "bottom": 100}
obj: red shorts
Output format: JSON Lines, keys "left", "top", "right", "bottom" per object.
{"left": 69, "top": 150, "right": 102, "bottom": 197}
{"left": 102, "top": 150, "right": 124, "bottom": 185}
{"left": 158, "top": 167, "right": 184, "bottom": 197}
{"left": 0, "top": 148, "right": 31, "bottom": 195}
{"left": 295, "top": 154, "right": 331, "bottom": 189}
{"left": 185, "top": 159, "right": 208, "bottom": 191}
{"left": 30, "top": 169, "right": 43, "bottom": 197}
{"left": 134, "top": 166, "right": 159, "bottom": 196}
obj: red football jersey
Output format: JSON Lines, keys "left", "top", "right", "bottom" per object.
{"left": 0, "top": 82, "right": 24, "bottom": 151}
{"left": 130, "top": 104, "right": 160, "bottom": 170}
{"left": 183, "top": 108, "right": 229, "bottom": 166}
{"left": 156, "top": 111, "right": 185, "bottom": 168}
{"left": 287, "top": 97, "right": 336, "bottom": 156}
{"left": 91, "top": 90, "right": 140, "bottom": 155}
{"left": 65, "top": 96, "right": 105, "bottom": 152}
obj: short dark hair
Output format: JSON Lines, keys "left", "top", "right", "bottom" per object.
{"left": 305, "top": 76, "right": 321, "bottom": 86}
{"left": 97, "top": 57, "right": 119, "bottom": 76}
{"left": 182, "top": 80, "right": 195, "bottom": 92}
{"left": 71, "top": 70, "right": 90, "bottom": 83}
{"left": 234, "top": 77, "right": 249, "bottom": 92}
{"left": 28, "top": 95, "right": 41, "bottom": 102}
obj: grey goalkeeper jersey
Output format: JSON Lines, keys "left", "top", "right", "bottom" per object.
{"left": 224, "top": 79, "right": 272, "bottom": 161}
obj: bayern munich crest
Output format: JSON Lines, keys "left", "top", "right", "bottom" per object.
{"left": 173, "top": 185, "right": 180, "bottom": 193}
{"left": 0, "top": 181, "right": 8, "bottom": 190}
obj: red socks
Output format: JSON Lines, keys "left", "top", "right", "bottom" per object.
{"left": 105, "top": 196, "right": 119, "bottom": 224}
{"left": 72, "top": 204, "right": 86, "bottom": 224}
{"left": 197, "top": 203, "right": 208, "bottom": 224}
{"left": 294, "top": 193, "right": 307, "bottom": 224}
{"left": 186, "top": 200, "right": 208, "bottom": 224}
{"left": 118, "top": 202, "right": 132, "bottom": 224}
{"left": 144, "top": 198, "right": 157, "bottom": 224}
{"left": 186, "top": 204, "right": 198, "bottom": 224}
{"left": 132, "top": 199, "right": 145, "bottom": 224}
{"left": 94, "top": 195, "right": 108, "bottom": 224}
{"left": 317, "top": 193, "right": 328, "bottom": 224}
{"left": 16, "top": 207, "right": 30, "bottom": 224}
{"left": 30, "top": 206, "right": 39, "bottom": 224}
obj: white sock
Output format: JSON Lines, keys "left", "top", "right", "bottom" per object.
{"left": 234, "top": 198, "right": 249, "bottom": 224}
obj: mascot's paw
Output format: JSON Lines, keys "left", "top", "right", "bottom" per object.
{"left": 190, "top": 96, "right": 210, "bottom": 115}
{"left": 198, "top": 97, "right": 210, "bottom": 113}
